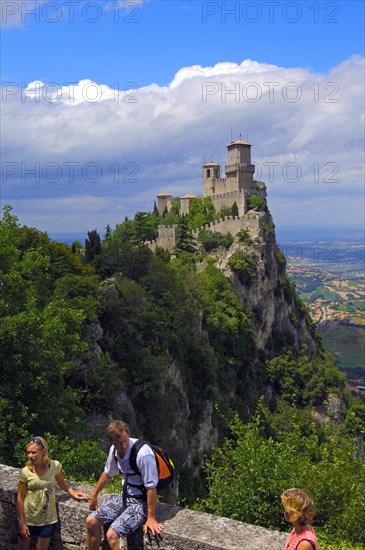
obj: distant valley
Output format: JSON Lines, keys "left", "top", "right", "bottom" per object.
{"left": 278, "top": 228, "right": 365, "bottom": 399}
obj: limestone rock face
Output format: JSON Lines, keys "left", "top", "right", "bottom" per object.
{"left": 216, "top": 219, "right": 316, "bottom": 357}
{"left": 81, "top": 213, "right": 318, "bottom": 500}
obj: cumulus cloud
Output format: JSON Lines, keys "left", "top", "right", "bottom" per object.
{"left": 1, "top": 56, "right": 364, "bottom": 232}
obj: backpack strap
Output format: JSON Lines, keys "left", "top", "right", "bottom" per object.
{"left": 120, "top": 439, "right": 148, "bottom": 507}
{"left": 128, "top": 439, "right": 147, "bottom": 475}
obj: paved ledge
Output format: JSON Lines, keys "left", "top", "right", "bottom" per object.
{"left": 0, "top": 464, "right": 287, "bottom": 549}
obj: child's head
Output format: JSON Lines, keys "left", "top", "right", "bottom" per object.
{"left": 26, "top": 436, "right": 49, "bottom": 466}
{"left": 281, "top": 488, "right": 315, "bottom": 525}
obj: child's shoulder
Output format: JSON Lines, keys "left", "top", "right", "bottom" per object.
{"left": 50, "top": 459, "right": 62, "bottom": 468}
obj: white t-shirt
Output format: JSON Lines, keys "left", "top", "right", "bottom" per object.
{"left": 104, "top": 437, "right": 158, "bottom": 497}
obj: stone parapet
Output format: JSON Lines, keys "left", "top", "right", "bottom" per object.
{"left": 1, "top": 464, "right": 287, "bottom": 549}
{"left": 191, "top": 214, "right": 261, "bottom": 240}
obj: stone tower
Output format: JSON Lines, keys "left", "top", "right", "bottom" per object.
{"left": 202, "top": 140, "right": 256, "bottom": 197}
{"left": 202, "top": 161, "right": 221, "bottom": 196}
{"left": 225, "top": 140, "right": 255, "bottom": 191}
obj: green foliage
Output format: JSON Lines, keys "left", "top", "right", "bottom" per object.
{"left": 247, "top": 195, "right": 264, "bottom": 211}
{"left": 199, "top": 411, "right": 365, "bottom": 546}
{"left": 174, "top": 216, "right": 196, "bottom": 255}
{"left": 85, "top": 229, "right": 101, "bottom": 263}
{"left": 261, "top": 222, "right": 275, "bottom": 236}
{"left": 197, "top": 229, "right": 233, "bottom": 252}
{"left": 188, "top": 197, "right": 216, "bottom": 228}
{"left": 266, "top": 351, "right": 346, "bottom": 406}
{"left": 237, "top": 228, "right": 253, "bottom": 245}
{"left": 196, "top": 265, "right": 254, "bottom": 358}
{"left": 45, "top": 434, "right": 108, "bottom": 482}
{"left": 131, "top": 211, "right": 158, "bottom": 244}
{"left": 230, "top": 201, "right": 239, "bottom": 217}
{"left": 228, "top": 251, "right": 257, "bottom": 285}
{"left": 0, "top": 207, "right": 109, "bottom": 465}
{"left": 275, "top": 248, "right": 286, "bottom": 272}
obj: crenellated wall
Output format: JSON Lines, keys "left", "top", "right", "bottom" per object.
{"left": 1, "top": 464, "right": 287, "bottom": 550}
{"left": 145, "top": 224, "right": 179, "bottom": 252}
{"left": 146, "top": 214, "right": 263, "bottom": 253}
{"left": 191, "top": 213, "right": 261, "bottom": 240}
{"left": 210, "top": 189, "right": 247, "bottom": 216}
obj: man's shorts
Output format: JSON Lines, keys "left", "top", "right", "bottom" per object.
{"left": 91, "top": 494, "right": 147, "bottom": 537}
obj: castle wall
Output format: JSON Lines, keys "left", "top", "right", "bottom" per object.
{"left": 0, "top": 464, "right": 287, "bottom": 550}
{"left": 146, "top": 224, "right": 178, "bottom": 252}
{"left": 210, "top": 189, "right": 247, "bottom": 216}
{"left": 191, "top": 213, "right": 261, "bottom": 240}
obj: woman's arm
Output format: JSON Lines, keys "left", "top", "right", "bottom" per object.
{"left": 16, "top": 480, "right": 30, "bottom": 539}
{"left": 55, "top": 471, "right": 89, "bottom": 500}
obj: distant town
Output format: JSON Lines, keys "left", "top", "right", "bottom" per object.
{"left": 284, "top": 239, "right": 365, "bottom": 400}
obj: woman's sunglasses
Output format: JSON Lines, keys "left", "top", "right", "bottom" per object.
{"left": 28, "top": 437, "right": 45, "bottom": 449}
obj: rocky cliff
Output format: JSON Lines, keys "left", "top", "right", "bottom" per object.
{"left": 84, "top": 208, "right": 319, "bottom": 503}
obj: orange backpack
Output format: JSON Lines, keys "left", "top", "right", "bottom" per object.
{"left": 129, "top": 439, "right": 174, "bottom": 491}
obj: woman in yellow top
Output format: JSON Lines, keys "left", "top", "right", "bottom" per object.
{"left": 17, "top": 436, "right": 88, "bottom": 550}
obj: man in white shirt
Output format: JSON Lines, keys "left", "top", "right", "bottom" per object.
{"left": 86, "top": 420, "right": 164, "bottom": 550}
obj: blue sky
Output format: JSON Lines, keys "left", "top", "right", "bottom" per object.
{"left": 1, "top": 0, "right": 364, "bottom": 235}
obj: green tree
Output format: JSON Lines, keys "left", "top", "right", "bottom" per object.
{"left": 247, "top": 195, "right": 264, "bottom": 211}
{"left": 228, "top": 251, "right": 257, "bottom": 285}
{"left": 231, "top": 201, "right": 239, "bottom": 217}
{"left": 197, "top": 230, "right": 233, "bottom": 252}
{"left": 153, "top": 201, "right": 160, "bottom": 217}
{"left": 237, "top": 229, "right": 253, "bottom": 245}
{"left": 174, "top": 216, "right": 196, "bottom": 255}
{"left": 132, "top": 211, "right": 158, "bottom": 244}
{"left": 199, "top": 411, "right": 365, "bottom": 546}
{"left": 85, "top": 229, "right": 101, "bottom": 262}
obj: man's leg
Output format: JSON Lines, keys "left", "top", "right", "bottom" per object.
{"left": 86, "top": 514, "right": 103, "bottom": 550}
{"left": 87, "top": 494, "right": 125, "bottom": 550}
{"left": 106, "top": 527, "right": 121, "bottom": 550}
{"left": 107, "top": 498, "right": 146, "bottom": 548}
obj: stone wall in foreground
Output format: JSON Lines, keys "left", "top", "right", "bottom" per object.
{"left": 0, "top": 464, "right": 287, "bottom": 549}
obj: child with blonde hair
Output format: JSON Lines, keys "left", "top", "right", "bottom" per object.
{"left": 17, "top": 436, "right": 88, "bottom": 550}
{"left": 281, "top": 488, "right": 319, "bottom": 550}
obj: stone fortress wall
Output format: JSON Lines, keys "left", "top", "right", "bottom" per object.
{"left": 0, "top": 464, "right": 287, "bottom": 550}
{"left": 191, "top": 213, "right": 261, "bottom": 240}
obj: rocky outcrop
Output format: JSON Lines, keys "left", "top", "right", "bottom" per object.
{"left": 215, "top": 215, "right": 317, "bottom": 357}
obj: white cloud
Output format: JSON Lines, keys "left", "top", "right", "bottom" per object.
{"left": 1, "top": 56, "right": 364, "bottom": 232}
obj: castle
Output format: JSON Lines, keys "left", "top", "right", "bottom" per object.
{"left": 149, "top": 139, "right": 268, "bottom": 251}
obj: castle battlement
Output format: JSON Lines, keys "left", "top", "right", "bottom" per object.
{"left": 210, "top": 189, "right": 246, "bottom": 200}
{"left": 158, "top": 224, "right": 179, "bottom": 231}
{"left": 191, "top": 214, "right": 262, "bottom": 240}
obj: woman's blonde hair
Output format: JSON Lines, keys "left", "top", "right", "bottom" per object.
{"left": 26, "top": 436, "right": 49, "bottom": 468}
{"left": 281, "top": 488, "right": 316, "bottom": 525}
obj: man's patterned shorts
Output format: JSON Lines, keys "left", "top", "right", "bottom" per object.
{"left": 91, "top": 494, "right": 147, "bottom": 537}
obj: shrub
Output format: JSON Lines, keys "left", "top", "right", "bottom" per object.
{"left": 237, "top": 229, "right": 253, "bottom": 245}
{"left": 228, "top": 252, "right": 257, "bottom": 285}
{"left": 198, "top": 230, "right": 233, "bottom": 252}
{"left": 247, "top": 195, "right": 264, "bottom": 211}
{"left": 262, "top": 222, "right": 275, "bottom": 236}
{"left": 198, "top": 412, "right": 365, "bottom": 546}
